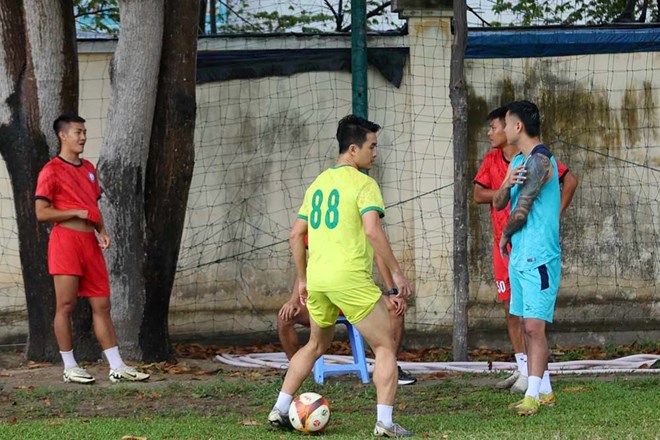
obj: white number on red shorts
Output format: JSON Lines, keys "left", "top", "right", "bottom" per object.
{"left": 496, "top": 281, "right": 507, "bottom": 293}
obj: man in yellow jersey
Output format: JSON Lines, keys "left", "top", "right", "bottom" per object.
{"left": 268, "top": 115, "right": 413, "bottom": 437}
{"left": 278, "top": 256, "right": 416, "bottom": 385}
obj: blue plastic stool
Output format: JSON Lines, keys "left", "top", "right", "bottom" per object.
{"left": 313, "top": 315, "right": 370, "bottom": 384}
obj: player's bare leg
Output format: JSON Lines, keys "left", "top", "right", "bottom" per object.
{"left": 388, "top": 302, "right": 404, "bottom": 352}
{"left": 54, "top": 275, "right": 95, "bottom": 384}
{"left": 356, "top": 297, "right": 412, "bottom": 437}
{"left": 386, "top": 297, "right": 416, "bottom": 385}
{"left": 355, "top": 297, "right": 397, "bottom": 404}
{"left": 515, "top": 318, "right": 548, "bottom": 415}
{"left": 53, "top": 275, "right": 79, "bottom": 352}
{"left": 524, "top": 318, "right": 547, "bottom": 381}
{"left": 269, "top": 321, "right": 334, "bottom": 430}
{"left": 88, "top": 297, "right": 117, "bottom": 350}
{"left": 282, "top": 322, "right": 334, "bottom": 395}
{"left": 88, "top": 296, "right": 150, "bottom": 383}
{"left": 505, "top": 302, "right": 525, "bottom": 354}
{"left": 501, "top": 302, "right": 528, "bottom": 393}
{"left": 278, "top": 307, "right": 310, "bottom": 360}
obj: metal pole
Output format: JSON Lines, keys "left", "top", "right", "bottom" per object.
{"left": 351, "top": 0, "right": 368, "bottom": 119}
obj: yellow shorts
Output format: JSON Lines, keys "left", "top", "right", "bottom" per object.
{"left": 307, "top": 283, "right": 382, "bottom": 328}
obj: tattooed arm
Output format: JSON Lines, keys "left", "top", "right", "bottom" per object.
{"left": 499, "top": 154, "right": 553, "bottom": 257}
{"left": 493, "top": 164, "right": 527, "bottom": 211}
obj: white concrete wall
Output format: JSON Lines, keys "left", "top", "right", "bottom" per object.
{"left": 1, "top": 30, "right": 658, "bottom": 344}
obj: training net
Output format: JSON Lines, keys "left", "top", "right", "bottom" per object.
{"left": 0, "top": 5, "right": 658, "bottom": 349}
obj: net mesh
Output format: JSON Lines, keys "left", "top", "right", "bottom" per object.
{"left": 0, "top": 5, "right": 658, "bottom": 346}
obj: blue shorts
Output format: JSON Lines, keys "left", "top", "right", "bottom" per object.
{"left": 509, "top": 257, "right": 561, "bottom": 323}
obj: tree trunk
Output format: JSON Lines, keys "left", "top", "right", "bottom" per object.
{"left": 638, "top": 0, "right": 648, "bottom": 21}
{"left": 141, "top": 0, "right": 198, "bottom": 362}
{"left": 450, "top": 0, "right": 469, "bottom": 362}
{"left": 24, "top": 0, "right": 78, "bottom": 157}
{"left": 23, "top": 0, "right": 98, "bottom": 361}
{"left": 615, "top": 0, "right": 637, "bottom": 21}
{"left": 97, "top": 0, "right": 164, "bottom": 360}
{"left": 0, "top": 0, "right": 58, "bottom": 361}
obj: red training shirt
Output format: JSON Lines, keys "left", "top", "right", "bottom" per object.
{"left": 473, "top": 147, "right": 568, "bottom": 243}
{"left": 35, "top": 156, "right": 102, "bottom": 225}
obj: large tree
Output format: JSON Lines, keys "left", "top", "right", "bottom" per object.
{"left": 0, "top": 0, "right": 87, "bottom": 361}
{"left": 97, "top": 0, "right": 198, "bottom": 361}
{"left": 142, "top": 0, "right": 197, "bottom": 361}
{"left": 0, "top": 0, "right": 198, "bottom": 362}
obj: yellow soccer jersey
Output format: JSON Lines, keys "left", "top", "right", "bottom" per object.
{"left": 297, "top": 165, "right": 385, "bottom": 291}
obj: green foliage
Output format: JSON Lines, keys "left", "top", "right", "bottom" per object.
{"left": 74, "top": 0, "right": 119, "bottom": 35}
{"left": 218, "top": 0, "right": 398, "bottom": 33}
{"left": 72, "top": 0, "right": 399, "bottom": 35}
{"left": 491, "top": 0, "right": 659, "bottom": 25}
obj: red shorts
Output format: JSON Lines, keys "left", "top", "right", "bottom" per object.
{"left": 48, "top": 225, "right": 110, "bottom": 297}
{"left": 492, "top": 241, "right": 511, "bottom": 302}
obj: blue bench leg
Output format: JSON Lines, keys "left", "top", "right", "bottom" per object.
{"left": 313, "top": 355, "right": 325, "bottom": 384}
{"left": 349, "top": 327, "right": 370, "bottom": 384}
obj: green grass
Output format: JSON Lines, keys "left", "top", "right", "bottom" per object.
{"left": 1, "top": 374, "right": 659, "bottom": 439}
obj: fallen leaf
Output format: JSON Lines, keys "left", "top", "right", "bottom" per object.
{"left": 239, "top": 420, "right": 262, "bottom": 426}
{"left": 27, "top": 361, "right": 53, "bottom": 369}
{"left": 14, "top": 385, "right": 34, "bottom": 390}
{"left": 9, "top": 418, "right": 17, "bottom": 425}
{"left": 121, "top": 436, "right": 147, "bottom": 440}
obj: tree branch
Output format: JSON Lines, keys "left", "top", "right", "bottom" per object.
{"left": 341, "top": 1, "right": 391, "bottom": 32}
{"left": 324, "top": 0, "right": 338, "bottom": 19}
{"left": 74, "top": 8, "right": 116, "bottom": 19}
{"left": 467, "top": 5, "right": 491, "bottom": 26}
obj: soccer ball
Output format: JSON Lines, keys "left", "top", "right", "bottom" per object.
{"left": 288, "top": 392, "right": 331, "bottom": 434}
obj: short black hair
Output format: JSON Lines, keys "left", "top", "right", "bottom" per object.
{"left": 486, "top": 106, "right": 508, "bottom": 124}
{"left": 336, "top": 115, "right": 380, "bottom": 155}
{"left": 53, "top": 114, "right": 86, "bottom": 138}
{"left": 506, "top": 100, "right": 541, "bottom": 137}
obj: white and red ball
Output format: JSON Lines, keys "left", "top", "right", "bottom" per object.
{"left": 288, "top": 392, "right": 331, "bottom": 434}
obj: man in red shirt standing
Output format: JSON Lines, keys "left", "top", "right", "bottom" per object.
{"left": 35, "top": 114, "right": 150, "bottom": 385}
{"left": 473, "top": 106, "right": 577, "bottom": 394}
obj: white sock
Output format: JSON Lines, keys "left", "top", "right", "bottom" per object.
{"left": 525, "top": 376, "right": 542, "bottom": 400}
{"left": 516, "top": 353, "right": 528, "bottom": 376}
{"left": 515, "top": 353, "right": 528, "bottom": 376}
{"left": 539, "top": 370, "right": 552, "bottom": 395}
{"left": 275, "top": 392, "right": 293, "bottom": 414}
{"left": 103, "top": 346, "right": 127, "bottom": 371}
{"left": 60, "top": 350, "right": 78, "bottom": 370}
{"left": 377, "top": 404, "right": 393, "bottom": 427}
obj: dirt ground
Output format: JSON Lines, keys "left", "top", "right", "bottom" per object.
{"left": 0, "top": 342, "right": 508, "bottom": 392}
{"left": 0, "top": 349, "right": 238, "bottom": 391}
{"left": 3, "top": 341, "right": 655, "bottom": 392}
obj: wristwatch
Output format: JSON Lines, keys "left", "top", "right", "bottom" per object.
{"left": 386, "top": 288, "right": 398, "bottom": 296}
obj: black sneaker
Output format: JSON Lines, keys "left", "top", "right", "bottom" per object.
{"left": 397, "top": 366, "right": 417, "bottom": 385}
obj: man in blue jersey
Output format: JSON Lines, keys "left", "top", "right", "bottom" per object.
{"left": 493, "top": 101, "right": 561, "bottom": 416}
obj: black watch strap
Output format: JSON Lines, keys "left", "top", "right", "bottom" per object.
{"left": 386, "top": 288, "right": 398, "bottom": 295}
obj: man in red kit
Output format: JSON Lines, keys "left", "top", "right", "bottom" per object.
{"left": 473, "top": 106, "right": 577, "bottom": 394}
{"left": 35, "top": 114, "right": 150, "bottom": 385}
